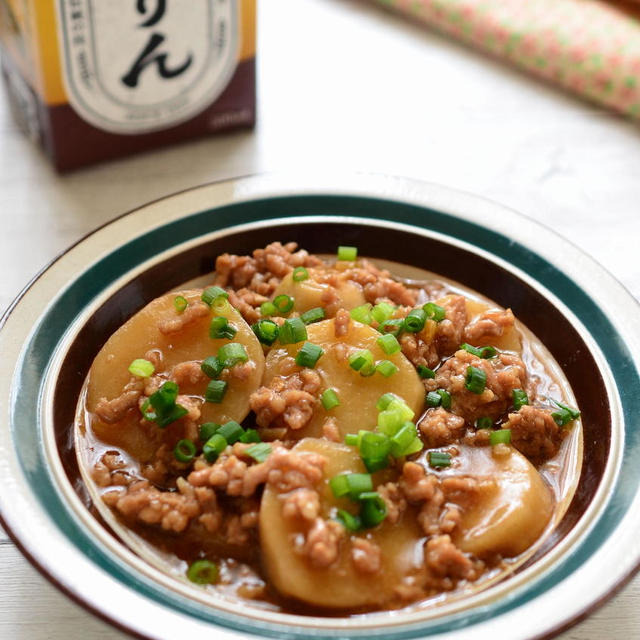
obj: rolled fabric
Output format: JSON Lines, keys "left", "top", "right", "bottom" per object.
{"left": 374, "top": 0, "right": 640, "bottom": 119}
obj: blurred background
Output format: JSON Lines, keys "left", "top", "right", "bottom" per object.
{"left": 1, "top": 0, "right": 639, "bottom": 638}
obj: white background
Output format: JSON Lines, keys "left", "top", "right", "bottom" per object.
{"left": 1, "top": 0, "right": 639, "bottom": 637}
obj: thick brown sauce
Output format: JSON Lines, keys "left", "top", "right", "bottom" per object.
{"left": 75, "top": 257, "right": 582, "bottom": 616}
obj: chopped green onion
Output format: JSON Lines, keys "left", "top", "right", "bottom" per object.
{"left": 344, "top": 433, "right": 359, "bottom": 446}
{"left": 321, "top": 388, "right": 340, "bottom": 410}
{"left": 147, "top": 381, "right": 188, "bottom": 428}
{"left": 376, "top": 393, "right": 399, "bottom": 411}
{"left": 260, "top": 301, "right": 277, "bottom": 317}
{"left": 377, "top": 399, "right": 415, "bottom": 435}
{"left": 173, "top": 295, "right": 188, "bottom": 313}
{"left": 199, "top": 422, "right": 220, "bottom": 443}
{"left": 128, "top": 358, "right": 155, "bottom": 378}
{"left": 475, "top": 416, "right": 493, "bottom": 429}
{"left": 273, "top": 294, "right": 294, "bottom": 314}
{"left": 279, "top": 317, "right": 307, "bottom": 344}
{"left": 187, "top": 559, "right": 219, "bottom": 584}
{"left": 329, "top": 473, "right": 373, "bottom": 500}
{"left": 201, "top": 356, "right": 224, "bottom": 379}
{"left": 465, "top": 366, "right": 487, "bottom": 394}
{"left": 359, "top": 363, "right": 376, "bottom": 377}
{"left": 512, "top": 388, "right": 529, "bottom": 410}
{"left": 292, "top": 266, "right": 309, "bottom": 282}
{"left": 217, "top": 343, "right": 249, "bottom": 368}
{"left": 423, "top": 302, "right": 446, "bottom": 322}
{"left": 350, "top": 304, "right": 373, "bottom": 325}
{"left": 337, "top": 245, "right": 357, "bottom": 261}
{"left": 403, "top": 436, "right": 424, "bottom": 456}
{"left": 359, "top": 431, "right": 391, "bottom": 471}
{"left": 404, "top": 308, "right": 427, "bottom": 333}
{"left": 295, "top": 342, "right": 324, "bottom": 368}
{"left": 205, "top": 379, "right": 228, "bottom": 403}
{"left": 251, "top": 319, "right": 279, "bottom": 346}
{"left": 359, "top": 492, "right": 387, "bottom": 528}
{"left": 389, "top": 422, "right": 418, "bottom": 458}
{"left": 174, "top": 439, "right": 197, "bottom": 463}
{"left": 217, "top": 421, "right": 244, "bottom": 444}
{"left": 239, "top": 428, "right": 261, "bottom": 443}
{"left": 551, "top": 401, "right": 581, "bottom": 426}
{"left": 371, "top": 302, "right": 395, "bottom": 324}
{"left": 428, "top": 451, "right": 452, "bottom": 468}
{"left": 426, "top": 391, "right": 442, "bottom": 408}
{"left": 201, "top": 286, "right": 228, "bottom": 307}
{"left": 417, "top": 365, "right": 435, "bottom": 379}
{"left": 460, "top": 343, "right": 497, "bottom": 359}
{"left": 203, "top": 433, "right": 227, "bottom": 462}
{"left": 349, "top": 349, "right": 374, "bottom": 372}
{"left": 300, "top": 307, "right": 325, "bottom": 325}
{"left": 376, "top": 360, "right": 398, "bottom": 377}
{"left": 209, "top": 316, "right": 236, "bottom": 340}
{"left": 490, "top": 429, "right": 512, "bottom": 446}
{"left": 377, "top": 333, "right": 400, "bottom": 355}
{"left": 155, "top": 404, "right": 189, "bottom": 428}
{"left": 246, "top": 442, "right": 272, "bottom": 463}
{"left": 336, "top": 509, "right": 361, "bottom": 531}
{"left": 437, "top": 389, "right": 452, "bottom": 409}
{"left": 378, "top": 318, "right": 404, "bottom": 337}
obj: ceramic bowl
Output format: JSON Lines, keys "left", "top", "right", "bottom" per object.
{"left": 1, "top": 174, "right": 639, "bottom": 640}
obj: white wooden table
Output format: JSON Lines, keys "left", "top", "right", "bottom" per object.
{"left": 1, "top": 1, "right": 639, "bottom": 637}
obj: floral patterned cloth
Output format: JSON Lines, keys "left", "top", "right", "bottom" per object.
{"left": 375, "top": 0, "right": 640, "bottom": 119}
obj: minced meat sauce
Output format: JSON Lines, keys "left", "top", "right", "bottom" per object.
{"left": 75, "top": 242, "right": 582, "bottom": 614}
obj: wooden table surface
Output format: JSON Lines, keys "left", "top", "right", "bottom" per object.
{"left": 1, "top": 1, "right": 639, "bottom": 638}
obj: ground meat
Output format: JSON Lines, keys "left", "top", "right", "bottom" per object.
{"left": 220, "top": 360, "right": 256, "bottom": 382}
{"left": 363, "top": 277, "right": 418, "bottom": 307}
{"left": 504, "top": 405, "right": 564, "bottom": 462}
{"left": 250, "top": 369, "right": 321, "bottom": 432}
{"left": 464, "top": 308, "right": 515, "bottom": 343}
{"left": 351, "top": 537, "right": 382, "bottom": 574}
{"left": 400, "top": 462, "right": 439, "bottom": 502}
{"left": 111, "top": 477, "right": 218, "bottom": 534}
{"left": 94, "top": 379, "right": 144, "bottom": 424}
{"left": 434, "top": 295, "right": 468, "bottom": 355}
{"left": 430, "top": 349, "right": 526, "bottom": 424}
{"left": 170, "top": 361, "right": 206, "bottom": 387}
{"left": 425, "top": 535, "right": 476, "bottom": 581}
{"left": 188, "top": 445, "right": 326, "bottom": 497}
{"left": 377, "top": 482, "right": 407, "bottom": 525}
{"left": 399, "top": 332, "right": 439, "bottom": 369}
{"left": 157, "top": 300, "right": 210, "bottom": 335}
{"left": 224, "top": 509, "right": 259, "bottom": 546}
{"left": 282, "top": 488, "right": 321, "bottom": 522}
{"left": 93, "top": 451, "right": 129, "bottom": 487}
{"left": 322, "top": 417, "right": 340, "bottom": 442}
{"left": 418, "top": 408, "right": 466, "bottom": 447}
{"left": 300, "top": 518, "right": 345, "bottom": 568}
{"left": 334, "top": 308, "right": 351, "bottom": 337}
{"left": 226, "top": 288, "right": 266, "bottom": 324}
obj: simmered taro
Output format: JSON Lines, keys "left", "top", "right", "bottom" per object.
{"left": 76, "top": 241, "right": 581, "bottom": 614}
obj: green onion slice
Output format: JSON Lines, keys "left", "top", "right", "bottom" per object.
{"left": 292, "top": 266, "right": 309, "bottom": 282}
{"left": 417, "top": 365, "right": 436, "bottom": 379}
{"left": 260, "top": 301, "right": 277, "bottom": 317}
{"left": 295, "top": 342, "right": 324, "bottom": 368}
{"left": 376, "top": 392, "right": 399, "bottom": 411}
{"left": 321, "top": 388, "right": 340, "bottom": 410}
{"left": 371, "top": 302, "right": 395, "bottom": 324}
{"left": 201, "top": 356, "right": 224, "bottom": 379}
{"left": 350, "top": 304, "right": 373, "bottom": 325}
{"left": 475, "top": 416, "right": 493, "bottom": 429}
{"left": 359, "top": 492, "right": 387, "bottom": 528}
{"left": 205, "top": 379, "right": 228, "bottom": 404}
{"left": 217, "top": 421, "right": 244, "bottom": 444}
{"left": 174, "top": 439, "right": 197, "bottom": 463}
{"left": 460, "top": 343, "right": 497, "bottom": 359}
{"left": 173, "top": 295, "right": 188, "bottom": 313}
{"left": 279, "top": 317, "right": 308, "bottom": 344}
{"left": 336, "top": 509, "right": 361, "bottom": 531}
{"left": 300, "top": 307, "right": 325, "bottom": 325}
{"left": 199, "top": 422, "right": 220, "bottom": 443}
{"left": 344, "top": 433, "right": 359, "bottom": 446}
{"left": 273, "top": 294, "right": 294, "bottom": 314}
{"left": 378, "top": 318, "right": 404, "bottom": 337}
{"left": 348, "top": 349, "right": 374, "bottom": 372}
{"left": 404, "top": 308, "right": 427, "bottom": 333}
{"left": 337, "top": 245, "right": 357, "bottom": 261}
{"left": 147, "top": 381, "right": 188, "bottom": 428}
{"left": 217, "top": 342, "right": 249, "bottom": 368}
{"left": 426, "top": 391, "right": 442, "bottom": 408}
{"left": 329, "top": 473, "right": 373, "bottom": 500}
{"left": 512, "top": 388, "right": 529, "bottom": 410}
{"left": 490, "top": 429, "right": 512, "bottom": 446}
{"left": 465, "top": 366, "right": 487, "bottom": 394}
{"left": 389, "top": 422, "right": 417, "bottom": 458}
{"left": 251, "top": 319, "right": 279, "bottom": 346}
{"left": 128, "top": 358, "right": 155, "bottom": 378}
{"left": 246, "top": 442, "right": 272, "bottom": 463}
{"left": 423, "top": 302, "right": 446, "bottom": 322}
{"left": 239, "top": 428, "right": 261, "bottom": 443}
{"left": 203, "top": 433, "right": 227, "bottom": 462}
{"left": 376, "top": 360, "right": 398, "bottom": 377}
{"left": 187, "top": 559, "right": 219, "bottom": 584}
{"left": 377, "top": 333, "right": 400, "bottom": 355}
{"left": 201, "top": 286, "right": 228, "bottom": 307}
{"left": 209, "top": 316, "right": 237, "bottom": 340}
{"left": 428, "top": 451, "right": 452, "bottom": 468}
{"left": 551, "top": 400, "right": 580, "bottom": 426}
